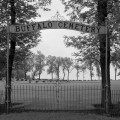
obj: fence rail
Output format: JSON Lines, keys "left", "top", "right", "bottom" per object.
{"left": 0, "top": 83, "right": 120, "bottom": 115}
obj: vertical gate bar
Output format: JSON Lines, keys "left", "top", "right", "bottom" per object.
{"left": 87, "top": 85, "right": 88, "bottom": 111}
{"left": 42, "top": 85, "right": 44, "bottom": 110}
{"left": 79, "top": 85, "right": 80, "bottom": 110}
{"left": 89, "top": 85, "right": 91, "bottom": 107}
{"left": 75, "top": 85, "right": 76, "bottom": 110}
{"left": 41, "top": 85, "right": 43, "bottom": 110}
{"left": 52, "top": 84, "right": 54, "bottom": 110}
{"left": 65, "top": 85, "right": 69, "bottom": 111}
{"left": 28, "top": 85, "right": 30, "bottom": 111}
{"left": 114, "top": 90, "right": 116, "bottom": 104}
{"left": 32, "top": 85, "right": 33, "bottom": 110}
{"left": 80, "top": 85, "right": 84, "bottom": 109}
{"left": 13, "top": 85, "right": 15, "bottom": 112}
{"left": 26, "top": 85, "right": 28, "bottom": 111}
{"left": 54, "top": 84, "right": 55, "bottom": 110}
{"left": 61, "top": 84, "right": 62, "bottom": 110}
{"left": 64, "top": 85, "right": 65, "bottom": 110}
{"left": 46, "top": 84, "right": 47, "bottom": 110}
{"left": 47, "top": 84, "right": 51, "bottom": 110}
{"left": 47, "top": 85, "right": 49, "bottom": 110}
{"left": 50, "top": 85, "right": 51, "bottom": 110}
{"left": 95, "top": 85, "right": 97, "bottom": 105}
{"left": 91, "top": 85, "right": 93, "bottom": 106}
{"left": 93, "top": 85, "right": 97, "bottom": 104}
{"left": 36, "top": 85, "right": 37, "bottom": 110}
{"left": 44, "top": 85, "right": 46, "bottom": 110}
{"left": 20, "top": 85, "right": 22, "bottom": 111}
{"left": 93, "top": 85, "right": 95, "bottom": 104}
{"left": 83, "top": 85, "right": 84, "bottom": 109}
{"left": 31, "top": 85, "right": 32, "bottom": 110}
{"left": 112, "top": 90, "right": 113, "bottom": 105}
{"left": 34, "top": 85, "right": 35, "bottom": 110}
{"left": 26, "top": 85, "right": 27, "bottom": 111}
{"left": 48, "top": 84, "right": 50, "bottom": 110}
{"left": 16, "top": 85, "right": 17, "bottom": 112}
{"left": 114, "top": 90, "right": 115, "bottom": 104}
{"left": 16, "top": 85, "right": 18, "bottom": 111}
{"left": 117, "top": 90, "right": 119, "bottom": 104}
{"left": 99, "top": 85, "right": 100, "bottom": 105}
{"left": 51, "top": 85, "right": 53, "bottom": 110}
{"left": 111, "top": 90, "right": 113, "bottom": 104}
{"left": 73, "top": 85, "right": 74, "bottom": 110}
{"left": 116, "top": 90, "right": 117, "bottom": 104}
{"left": 97, "top": 85, "right": 99, "bottom": 105}
{"left": 85, "top": 85, "right": 86, "bottom": 110}
{"left": 23, "top": 85, "right": 24, "bottom": 111}
{"left": 37, "top": 85, "right": 38, "bottom": 110}
{"left": 88, "top": 85, "right": 89, "bottom": 109}
{"left": 91, "top": 85, "right": 93, "bottom": 108}
{"left": 96, "top": 85, "right": 97, "bottom": 105}
{"left": 89, "top": 85, "right": 90, "bottom": 110}
{"left": 70, "top": 85, "right": 71, "bottom": 110}
{"left": 68, "top": 85, "right": 69, "bottom": 110}
{"left": 38, "top": 85, "right": 40, "bottom": 110}
{"left": 119, "top": 90, "right": 120, "bottom": 102}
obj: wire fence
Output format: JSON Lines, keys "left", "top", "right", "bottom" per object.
{"left": 0, "top": 83, "right": 120, "bottom": 116}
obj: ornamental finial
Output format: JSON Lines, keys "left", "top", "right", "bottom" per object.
{"left": 50, "top": 11, "right": 66, "bottom": 21}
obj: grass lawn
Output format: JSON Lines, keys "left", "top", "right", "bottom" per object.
{"left": 0, "top": 112, "right": 119, "bottom": 120}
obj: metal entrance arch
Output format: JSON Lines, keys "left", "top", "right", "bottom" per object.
{"left": 6, "top": 11, "right": 108, "bottom": 113}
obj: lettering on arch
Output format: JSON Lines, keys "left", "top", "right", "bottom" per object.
{"left": 10, "top": 21, "right": 106, "bottom": 34}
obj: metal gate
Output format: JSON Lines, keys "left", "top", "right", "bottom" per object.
{"left": 11, "top": 81, "right": 102, "bottom": 112}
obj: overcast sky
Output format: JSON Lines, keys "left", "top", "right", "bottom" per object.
{"left": 30, "top": 0, "right": 116, "bottom": 80}
{"left": 31, "top": 0, "right": 79, "bottom": 59}
{"left": 30, "top": 0, "right": 91, "bottom": 80}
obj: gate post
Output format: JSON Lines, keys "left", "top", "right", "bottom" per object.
{"left": 105, "top": 17, "right": 109, "bottom": 114}
{"left": 56, "top": 80, "right": 59, "bottom": 110}
{"left": 6, "top": 24, "right": 10, "bottom": 114}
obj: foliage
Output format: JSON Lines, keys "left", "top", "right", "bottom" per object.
{"left": 74, "top": 61, "right": 81, "bottom": 80}
{"left": 46, "top": 55, "right": 56, "bottom": 80}
{"left": 12, "top": 48, "right": 32, "bottom": 80}
{"left": 35, "top": 51, "right": 46, "bottom": 80}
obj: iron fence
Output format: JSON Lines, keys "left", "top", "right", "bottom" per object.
{"left": 0, "top": 83, "right": 120, "bottom": 116}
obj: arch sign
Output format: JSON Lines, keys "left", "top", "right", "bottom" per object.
{"left": 10, "top": 21, "right": 106, "bottom": 34}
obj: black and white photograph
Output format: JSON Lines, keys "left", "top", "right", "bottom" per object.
{"left": 0, "top": 0, "right": 120, "bottom": 120}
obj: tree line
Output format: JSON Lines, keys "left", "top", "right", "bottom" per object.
{"left": 10, "top": 50, "right": 102, "bottom": 82}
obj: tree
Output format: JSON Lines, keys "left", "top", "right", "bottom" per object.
{"left": 84, "top": 59, "right": 94, "bottom": 81}
{"left": 61, "top": 57, "right": 66, "bottom": 80}
{"left": 28, "top": 53, "right": 37, "bottom": 81}
{"left": 13, "top": 48, "right": 32, "bottom": 80}
{"left": 74, "top": 62, "right": 81, "bottom": 80}
{"left": 54, "top": 57, "right": 62, "bottom": 80}
{"left": 111, "top": 50, "right": 120, "bottom": 80}
{"left": 0, "top": 0, "right": 51, "bottom": 110}
{"left": 62, "top": 0, "right": 116, "bottom": 109}
{"left": 61, "top": 57, "right": 73, "bottom": 80}
{"left": 0, "top": 50, "right": 6, "bottom": 78}
{"left": 46, "top": 55, "right": 56, "bottom": 80}
{"left": 94, "top": 60, "right": 101, "bottom": 80}
{"left": 35, "top": 51, "right": 46, "bottom": 80}
{"left": 64, "top": 57, "right": 73, "bottom": 80}
{"left": 80, "top": 65, "right": 87, "bottom": 81}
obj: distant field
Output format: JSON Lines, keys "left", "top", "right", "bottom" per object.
{"left": 12, "top": 80, "right": 120, "bottom": 90}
